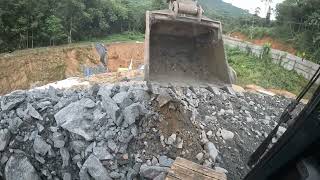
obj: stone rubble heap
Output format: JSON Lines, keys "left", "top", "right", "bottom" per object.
{"left": 0, "top": 81, "right": 297, "bottom": 180}
{"left": 0, "top": 82, "right": 171, "bottom": 180}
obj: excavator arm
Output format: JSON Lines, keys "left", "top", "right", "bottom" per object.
{"left": 167, "top": 0, "right": 203, "bottom": 21}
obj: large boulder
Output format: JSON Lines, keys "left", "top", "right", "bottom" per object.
{"left": 54, "top": 98, "right": 97, "bottom": 141}
{"left": 27, "top": 103, "right": 43, "bottom": 121}
{"left": 97, "top": 86, "right": 113, "bottom": 99}
{"left": 0, "top": 129, "right": 11, "bottom": 151}
{"left": 5, "top": 154, "right": 40, "bottom": 180}
{"left": 205, "top": 142, "right": 219, "bottom": 162}
{"left": 130, "top": 89, "right": 150, "bottom": 103}
{"left": 101, "top": 96, "right": 120, "bottom": 123}
{"left": 139, "top": 164, "right": 169, "bottom": 179}
{"left": 156, "top": 89, "right": 172, "bottom": 107}
{"left": 0, "top": 91, "right": 26, "bottom": 112}
{"left": 33, "top": 135, "right": 51, "bottom": 156}
{"left": 122, "top": 103, "right": 143, "bottom": 127}
{"left": 112, "top": 92, "right": 133, "bottom": 108}
{"left": 8, "top": 117, "right": 23, "bottom": 134}
{"left": 80, "top": 154, "right": 111, "bottom": 180}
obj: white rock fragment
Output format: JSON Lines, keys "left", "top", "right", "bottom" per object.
{"left": 160, "top": 135, "right": 165, "bottom": 147}
{"left": 203, "top": 159, "right": 213, "bottom": 167}
{"left": 166, "top": 134, "right": 176, "bottom": 145}
{"left": 263, "top": 119, "right": 270, "bottom": 125}
{"left": 206, "top": 131, "right": 213, "bottom": 138}
{"left": 272, "top": 137, "right": 277, "bottom": 143}
{"left": 176, "top": 137, "right": 183, "bottom": 149}
{"left": 205, "top": 142, "right": 218, "bottom": 162}
{"left": 218, "top": 109, "right": 225, "bottom": 116}
{"left": 217, "top": 129, "right": 234, "bottom": 140}
{"left": 36, "top": 123, "right": 44, "bottom": 132}
{"left": 246, "top": 116, "right": 254, "bottom": 122}
{"left": 276, "top": 126, "right": 287, "bottom": 138}
{"left": 0, "top": 129, "right": 11, "bottom": 151}
{"left": 196, "top": 153, "right": 204, "bottom": 161}
{"left": 156, "top": 90, "right": 172, "bottom": 107}
{"left": 201, "top": 131, "right": 209, "bottom": 144}
{"left": 33, "top": 136, "right": 51, "bottom": 156}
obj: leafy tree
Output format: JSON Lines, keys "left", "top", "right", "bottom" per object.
{"left": 255, "top": 7, "right": 261, "bottom": 17}
{"left": 44, "top": 15, "right": 66, "bottom": 45}
{"left": 275, "top": 0, "right": 320, "bottom": 62}
{"left": 60, "top": 0, "right": 86, "bottom": 43}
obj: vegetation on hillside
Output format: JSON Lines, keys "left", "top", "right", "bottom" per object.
{"left": 199, "top": 0, "right": 253, "bottom": 33}
{"left": 0, "top": 0, "right": 161, "bottom": 53}
{"left": 2, "top": 0, "right": 317, "bottom": 65}
{"left": 199, "top": 0, "right": 250, "bottom": 18}
{"left": 0, "top": 0, "right": 251, "bottom": 53}
{"left": 87, "top": 31, "right": 144, "bottom": 43}
{"left": 229, "top": 0, "right": 320, "bottom": 63}
{"left": 275, "top": 0, "right": 320, "bottom": 63}
{"left": 227, "top": 47, "right": 309, "bottom": 96}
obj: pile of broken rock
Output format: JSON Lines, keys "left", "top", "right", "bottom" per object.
{"left": 0, "top": 82, "right": 168, "bottom": 180}
{"left": 0, "top": 81, "right": 298, "bottom": 180}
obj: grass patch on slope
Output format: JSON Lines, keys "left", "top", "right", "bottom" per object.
{"left": 227, "top": 47, "right": 310, "bottom": 96}
{"left": 88, "top": 31, "right": 145, "bottom": 43}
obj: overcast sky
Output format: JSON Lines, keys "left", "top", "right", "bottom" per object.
{"left": 223, "top": 0, "right": 285, "bottom": 19}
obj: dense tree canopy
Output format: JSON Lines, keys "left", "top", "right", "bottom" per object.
{"left": 0, "top": 0, "right": 167, "bottom": 52}
{"left": 275, "top": 0, "right": 320, "bottom": 62}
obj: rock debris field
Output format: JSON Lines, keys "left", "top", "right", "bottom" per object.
{"left": 0, "top": 81, "right": 303, "bottom": 180}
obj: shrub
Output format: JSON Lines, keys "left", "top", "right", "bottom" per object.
{"left": 226, "top": 47, "right": 309, "bottom": 96}
{"left": 260, "top": 43, "right": 272, "bottom": 59}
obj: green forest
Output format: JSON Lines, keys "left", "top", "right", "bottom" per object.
{"left": 275, "top": 0, "right": 320, "bottom": 62}
{"left": 0, "top": 0, "right": 319, "bottom": 63}
{"left": 0, "top": 0, "right": 252, "bottom": 53}
{"left": 230, "top": 0, "right": 320, "bottom": 63}
{"left": 0, "top": 0, "right": 166, "bottom": 52}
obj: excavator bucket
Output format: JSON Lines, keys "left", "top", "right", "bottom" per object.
{"left": 144, "top": 7, "right": 235, "bottom": 86}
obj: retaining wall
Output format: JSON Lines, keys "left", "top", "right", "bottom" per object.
{"left": 223, "top": 36, "right": 319, "bottom": 83}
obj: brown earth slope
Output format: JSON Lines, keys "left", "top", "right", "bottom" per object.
{"left": 230, "top": 32, "right": 297, "bottom": 54}
{"left": 0, "top": 42, "right": 144, "bottom": 95}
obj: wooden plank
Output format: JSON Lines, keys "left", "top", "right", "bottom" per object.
{"left": 174, "top": 158, "right": 226, "bottom": 179}
{"left": 167, "top": 164, "right": 224, "bottom": 180}
{"left": 165, "top": 157, "right": 227, "bottom": 180}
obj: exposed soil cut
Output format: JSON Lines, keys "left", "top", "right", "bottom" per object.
{"left": 107, "top": 42, "right": 144, "bottom": 72}
{"left": 230, "top": 32, "right": 297, "bottom": 54}
{"left": 0, "top": 42, "right": 144, "bottom": 95}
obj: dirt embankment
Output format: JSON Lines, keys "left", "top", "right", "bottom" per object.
{"left": 230, "top": 32, "right": 297, "bottom": 54}
{"left": 0, "top": 42, "right": 144, "bottom": 95}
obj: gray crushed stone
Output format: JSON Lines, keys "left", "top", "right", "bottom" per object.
{"left": 0, "top": 81, "right": 304, "bottom": 180}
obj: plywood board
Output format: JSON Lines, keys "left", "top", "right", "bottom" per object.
{"left": 166, "top": 157, "right": 227, "bottom": 180}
